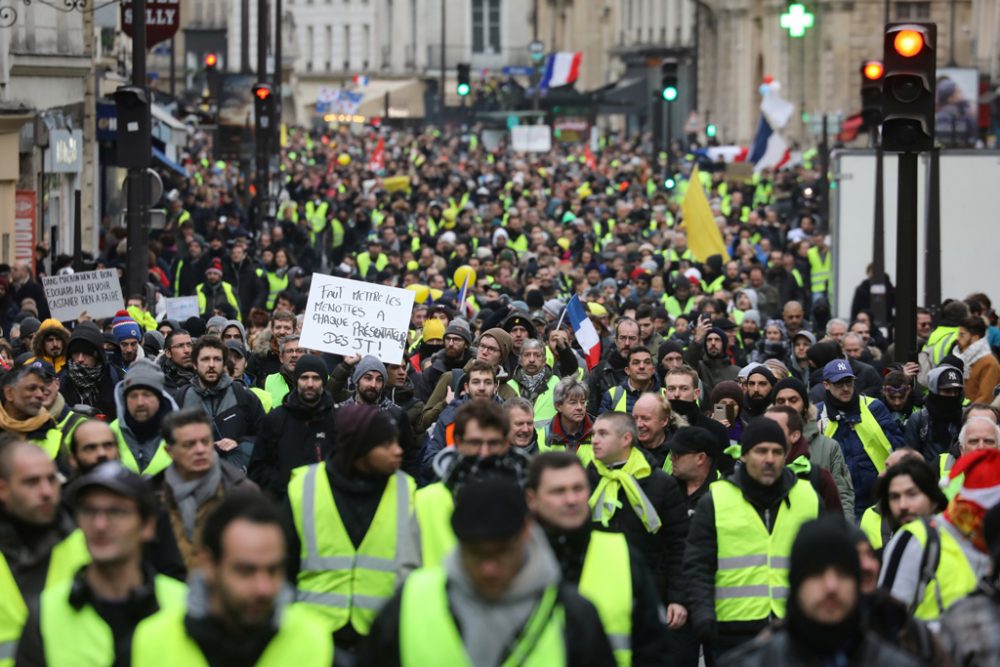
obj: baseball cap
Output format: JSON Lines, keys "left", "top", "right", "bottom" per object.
{"left": 225, "top": 339, "right": 248, "bottom": 358}
{"left": 822, "top": 359, "right": 855, "bottom": 383}
{"left": 69, "top": 461, "right": 157, "bottom": 517}
{"left": 668, "top": 427, "right": 719, "bottom": 459}
{"left": 928, "top": 365, "right": 964, "bottom": 393}
{"left": 27, "top": 360, "right": 57, "bottom": 380}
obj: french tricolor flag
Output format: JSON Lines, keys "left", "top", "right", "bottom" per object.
{"left": 565, "top": 295, "right": 601, "bottom": 370}
{"left": 747, "top": 115, "right": 790, "bottom": 173}
{"left": 540, "top": 52, "right": 582, "bottom": 90}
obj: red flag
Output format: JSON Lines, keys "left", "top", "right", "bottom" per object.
{"left": 368, "top": 137, "right": 385, "bottom": 172}
{"left": 584, "top": 143, "right": 597, "bottom": 170}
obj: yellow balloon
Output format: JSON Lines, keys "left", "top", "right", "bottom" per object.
{"left": 337, "top": 153, "right": 351, "bottom": 166}
{"left": 428, "top": 288, "right": 444, "bottom": 301}
{"left": 406, "top": 284, "right": 430, "bottom": 303}
{"left": 453, "top": 265, "right": 477, "bottom": 289}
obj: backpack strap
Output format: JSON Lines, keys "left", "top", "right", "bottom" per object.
{"left": 450, "top": 369, "right": 465, "bottom": 395}
{"left": 908, "top": 516, "right": 943, "bottom": 617}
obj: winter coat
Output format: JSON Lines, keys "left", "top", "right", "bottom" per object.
{"left": 587, "top": 350, "right": 629, "bottom": 416}
{"left": 719, "top": 628, "right": 924, "bottom": 667}
{"left": 584, "top": 452, "right": 690, "bottom": 605}
{"left": 904, "top": 407, "right": 962, "bottom": 461}
{"left": 803, "top": 416, "right": 855, "bottom": 518}
{"left": 177, "top": 374, "right": 266, "bottom": 470}
{"left": 223, "top": 256, "right": 266, "bottom": 315}
{"left": 417, "top": 348, "right": 472, "bottom": 403}
{"left": 420, "top": 358, "right": 517, "bottom": 432}
{"left": 59, "top": 325, "right": 121, "bottom": 420}
{"left": 28, "top": 318, "right": 69, "bottom": 374}
{"left": 247, "top": 330, "right": 283, "bottom": 389}
{"left": 248, "top": 390, "right": 338, "bottom": 498}
{"left": 110, "top": 377, "right": 179, "bottom": 475}
{"left": 684, "top": 341, "right": 740, "bottom": 399}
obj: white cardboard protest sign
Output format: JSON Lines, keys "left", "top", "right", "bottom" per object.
{"left": 165, "top": 296, "right": 200, "bottom": 322}
{"left": 511, "top": 124, "right": 551, "bottom": 152}
{"left": 42, "top": 269, "right": 124, "bottom": 322}
{"left": 299, "top": 274, "right": 415, "bottom": 364}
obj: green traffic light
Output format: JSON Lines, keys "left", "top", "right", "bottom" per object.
{"left": 662, "top": 86, "right": 678, "bottom": 102}
{"left": 664, "top": 177, "right": 676, "bottom": 189}
{"left": 457, "top": 83, "right": 470, "bottom": 96}
{"left": 706, "top": 124, "right": 717, "bottom": 137}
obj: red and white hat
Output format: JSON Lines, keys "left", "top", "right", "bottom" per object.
{"left": 950, "top": 449, "right": 1000, "bottom": 509}
{"left": 205, "top": 258, "right": 223, "bottom": 276}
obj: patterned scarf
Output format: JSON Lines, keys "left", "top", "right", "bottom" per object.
{"left": 946, "top": 496, "right": 988, "bottom": 553}
{"left": 589, "top": 447, "right": 661, "bottom": 533}
{"left": 66, "top": 360, "right": 103, "bottom": 407}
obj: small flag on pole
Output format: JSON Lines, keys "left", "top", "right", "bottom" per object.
{"left": 565, "top": 295, "right": 601, "bottom": 370}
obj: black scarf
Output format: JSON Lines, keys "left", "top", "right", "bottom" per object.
{"left": 824, "top": 390, "right": 860, "bottom": 416}
{"left": 161, "top": 357, "right": 194, "bottom": 386}
{"left": 66, "top": 360, "right": 104, "bottom": 406}
{"left": 123, "top": 397, "right": 169, "bottom": 442}
{"left": 735, "top": 464, "right": 788, "bottom": 511}
{"left": 743, "top": 394, "right": 771, "bottom": 418}
{"left": 670, "top": 399, "right": 699, "bottom": 422}
{"left": 786, "top": 590, "right": 863, "bottom": 659}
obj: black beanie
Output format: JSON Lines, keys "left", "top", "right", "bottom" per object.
{"left": 772, "top": 377, "right": 809, "bottom": 407}
{"left": 295, "top": 354, "right": 329, "bottom": 384}
{"left": 788, "top": 515, "right": 861, "bottom": 593}
{"left": 658, "top": 340, "right": 685, "bottom": 365}
{"left": 335, "top": 404, "right": 399, "bottom": 469}
{"left": 746, "top": 365, "right": 776, "bottom": 387}
{"left": 740, "top": 416, "right": 788, "bottom": 455}
{"left": 706, "top": 327, "right": 728, "bottom": 353}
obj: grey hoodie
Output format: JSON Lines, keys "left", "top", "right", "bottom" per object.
{"left": 441, "top": 524, "right": 562, "bottom": 667}
{"left": 112, "top": 361, "right": 179, "bottom": 471}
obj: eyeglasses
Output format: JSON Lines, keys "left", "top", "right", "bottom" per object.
{"left": 171, "top": 341, "right": 193, "bottom": 350}
{"left": 478, "top": 343, "right": 501, "bottom": 354}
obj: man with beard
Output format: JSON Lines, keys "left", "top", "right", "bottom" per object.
{"left": 249, "top": 356, "right": 338, "bottom": 498}
{"left": 247, "top": 310, "right": 297, "bottom": 387}
{"left": 633, "top": 392, "right": 686, "bottom": 468}
{"left": 67, "top": 419, "right": 121, "bottom": 476}
{"left": 685, "top": 319, "right": 739, "bottom": 398}
{"left": 110, "top": 360, "right": 179, "bottom": 478}
{"left": 742, "top": 365, "right": 776, "bottom": 419}
{"left": 414, "top": 399, "right": 531, "bottom": 566}
{"left": 111, "top": 311, "right": 143, "bottom": 371}
{"left": 905, "top": 365, "right": 965, "bottom": 460}
{"left": 526, "top": 452, "right": 669, "bottom": 666}
{"left": 685, "top": 418, "right": 820, "bottom": 660}
{"left": 588, "top": 318, "right": 639, "bottom": 416}
{"left": 510, "top": 339, "right": 568, "bottom": 425}
{"left": 869, "top": 456, "right": 947, "bottom": 550}
{"left": 721, "top": 516, "right": 921, "bottom": 667}
{"left": 26, "top": 319, "right": 68, "bottom": 374}
{"left": 263, "top": 335, "right": 305, "bottom": 407}
{"left": 600, "top": 347, "right": 661, "bottom": 415}
{"left": 61, "top": 323, "right": 120, "bottom": 420}
{"left": 131, "top": 494, "right": 331, "bottom": 666}
{"left": 157, "top": 330, "right": 195, "bottom": 396}
{"left": 417, "top": 322, "right": 472, "bottom": 401}
{"left": 0, "top": 439, "right": 91, "bottom": 660}
{"left": 818, "top": 360, "right": 903, "bottom": 519}
{"left": 177, "top": 336, "right": 265, "bottom": 471}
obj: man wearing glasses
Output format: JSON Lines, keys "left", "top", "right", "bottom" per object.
{"left": 588, "top": 318, "right": 640, "bottom": 416}
{"left": 156, "top": 330, "right": 195, "bottom": 397}
{"left": 817, "top": 360, "right": 904, "bottom": 520}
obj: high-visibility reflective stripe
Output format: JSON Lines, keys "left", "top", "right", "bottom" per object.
{"left": 0, "top": 641, "right": 15, "bottom": 660}
{"left": 296, "top": 590, "right": 389, "bottom": 610}
{"left": 718, "top": 555, "right": 768, "bottom": 569}
{"left": 769, "top": 557, "right": 790, "bottom": 569}
{"left": 716, "top": 585, "right": 789, "bottom": 599}
{"left": 607, "top": 634, "right": 630, "bottom": 652}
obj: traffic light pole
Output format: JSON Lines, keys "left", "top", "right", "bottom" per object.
{"left": 870, "top": 127, "right": 888, "bottom": 328}
{"left": 894, "top": 151, "right": 918, "bottom": 364}
{"left": 126, "top": 0, "right": 149, "bottom": 302}
{"left": 925, "top": 147, "right": 941, "bottom": 310}
{"left": 255, "top": 0, "right": 270, "bottom": 232}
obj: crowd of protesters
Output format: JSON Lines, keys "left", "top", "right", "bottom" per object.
{"left": 0, "top": 122, "right": 998, "bottom": 665}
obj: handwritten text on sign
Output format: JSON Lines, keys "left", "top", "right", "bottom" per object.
{"left": 42, "top": 269, "right": 124, "bottom": 322}
{"left": 300, "top": 274, "right": 415, "bottom": 364}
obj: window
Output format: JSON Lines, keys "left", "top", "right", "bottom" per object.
{"left": 343, "top": 25, "right": 351, "bottom": 70}
{"left": 363, "top": 25, "right": 370, "bottom": 69}
{"left": 306, "top": 26, "right": 314, "bottom": 71}
{"left": 325, "top": 26, "right": 333, "bottom": 70}
{"left": 472, "top": 0, "right": 501, "bottom": 54}
{"left": 895, "top": 2, "right": 930, "bottom": 19}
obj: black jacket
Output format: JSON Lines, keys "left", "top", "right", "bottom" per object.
{"left": 543, "top": 524, "right": 668, "bottom": 667}
{"left": 719, "top": 628, "right": 923, "bottom": 667}
{"left": 13, "top": 279, "right": 50, "bottom": 320}
{"left": 584, "top": 453, "right": 690, "bottom": 605}
{"left": 416, "top": 348, "right": 471, "bottom": 402}
{"left": 683, "top": 468, "right": 819, "bottom": 652}
{"left": 223, "top": 256, "right": 266, "bottom": 315}
{"left": 248, "top": 390, "right": 338, "bottom": 498}
{"left": 358, "top": 581, "right": 616, "bottom": 667}
{"left": 247, "top": 349, "right": 282, "bottom": 390}
{"left": 59, "top": 325, "right": 120, "bottom": 420}
{"left": 587, "top": 350, "right": 628, "bottom": 416}
{"left": 177, "top": 375, "right": 265, "bottom": 470}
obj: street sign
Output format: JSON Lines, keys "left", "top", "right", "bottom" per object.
{"left": 529, "top": 40, "right": 545, "bottom": 62}
{"left": 121, "top": 0, "right": 180, "bottom": 49}
{"left": 121, "top": 169, "right": 164, "bottom": 207}
{"left": 502, "top": 66, "right": 534, "bottom": 76}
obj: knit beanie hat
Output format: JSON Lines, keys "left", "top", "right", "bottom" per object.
{"left": 788, "top": 515, "right": 861, "bottom": 593}
{"left": 120, "top": 359, "right": 166, "bottom": 396}
{"left": 352, "top": 355, "right": 387, "bottom": 385}
{"left": 742, "top": 310, "right": 762, "bottom": 326}
{"left": 18, "top": 316, "right": 41, "bottom": 337}
{"left": 657, "top": 340, "right": 685, "bottom": 365}
{"left": 183, "top": 316, "right": 206, "bottom": 339}
{"left": 481, "top": 327, "right": 514, "bottom": 360}
{"left": 205, "top": 258, "right": 223, "bottom": 276}
{"left": 295, "top": 354, "right": 329, "bottom": 384}
{"left": 746, "top": 365, "right": 777, "bottom": 387}
{"left": 771, "top": 377, "right": 809, "bottom": 407}
{"left": 206, "top": 315, "right": 229, "bottom": 332}
{"left": 710, "top": 380, "right": 742, "bottom": 407}
{"left": 740, "top": 416, "right": 788, "bottom": 455}
{"left": 111, "top": 310, "right": 142, "bottom": 343}
{"left": 335, "top": 404, "right": 399, "bottom": 468}
{"left": 444, "top": 321, "right": 473, "bottom": 345}
{"left": 706, "top": 327, "right": 728, "bottom": 353}
{"left": 422, "top": 318, "right": 445, "bottom": 343}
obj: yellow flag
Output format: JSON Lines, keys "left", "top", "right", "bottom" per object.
{"left": 680, "top": 166, "right": 729, "bottom": 262}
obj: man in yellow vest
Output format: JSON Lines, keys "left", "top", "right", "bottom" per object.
{"left": 0, "top": 365, "right": 63, "bottom": 460}
{"left": 527, "top": 451, "right": 668, "bottom": 667}
{"left": 14, "top": 462, "right": 186, "bottom": 665}
{"left": 864, "top": 455, "right": 946, "bottom": 552}
{"left": 0, "top": 439, "right": 90, "bottom": 667}
{"left": 806, "top": 233, "right": 832, "bottom": 300}
{"left": 66, "top": 419, "right": 121, "bottom": 478}
{"left": 684, "top": 417, "right": 820, "bottom": 660}
{"left": 286, "top": 403, "right": 419, "bottom": 660}
{"left": 878, "top": 449, "right": 1000, "bottom": 621}
{"left": 131, "top": 493, "right": 333, "bottom": 666}
{"left": 359, "top": 477, "right": 616, "bottom": 666}
{"left": 919, "top": 300, "right": 969, "bottom": 373}
{"left": 109, "top": 360, "right": 178, "bottom": 478}
{"left": 196, "top": 259, "right": 241, "bottom": 320}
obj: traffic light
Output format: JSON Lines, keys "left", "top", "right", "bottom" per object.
{"left": 456, "top": 63, "right": 471, "bottom": 97}
{"left": 661, "top": 62, "right": 678, "bottom": 102}
{"left": 204, "top": 53, "right": 218, "bottom": 71}
{"left": 706, "top": 123, "right": 717, "bottom": 138}
{"left": 253, "top": 83, "right": 273, "bottom": 131}
{"left": 881, "top": 23, "right": 936, "bottom": 152}
{"left": 113, "top": 86, "right": 151, "bottom": 168}
{"left": 860, "top": 59, "right": 884, "bottom": 129}
{"left": 664, "top": 176, "right": 676, "bottom": 190}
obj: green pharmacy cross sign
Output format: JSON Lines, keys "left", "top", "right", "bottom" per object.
{"left": 780, "top": 3, "right": 814, "bottom": 38}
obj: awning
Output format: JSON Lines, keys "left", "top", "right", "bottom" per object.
{"left": 153, "top": 146, "right": 187, "bottom": 177}
{"left": 356, "top": 79, "right": 425, "bottom": 118}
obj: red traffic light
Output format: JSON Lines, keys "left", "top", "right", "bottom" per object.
{"left": 254, "top": 85, "right": 272, "bottom": 101}
{"left": 894, "top": 30, "right": 924, "bottom": 57}
{"left": 863, "top": 60, "right": 884, "bottom": 80}
{"left": 204, "top": 53, "right": 218, "bottom": 68}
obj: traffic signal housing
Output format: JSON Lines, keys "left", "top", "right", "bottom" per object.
{"left": 881, "top": 23, "right": 936, "bottom": 152}
{"left": 114, "top": 86, "right": 151, "bottom": 168}
{"left": 253, "top": 83, "right": 273, "bottom": 131}
{"left": 457, "top": 63, "right": 471, "bottom": 97}
{"left": 204, "top": 53, "right": 218, "bottom": 71}
{"left": 661, "top": 62, "right": 678, "bottom": 102}
{"left": 860, "top": 59, "right": 883, "bottom": 130}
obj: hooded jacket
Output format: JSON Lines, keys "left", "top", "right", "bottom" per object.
{"left": 178, "top": 373, "right": 266, "bottom": 470}
{"left": 60, "top": 324, "right": 120, "bottom": 420}
{"left": 28, "top": 318, "right": 69, "bottom": 374}
{"left": 248, "top": 390, "right": 338, "bottom": 498}
{"left": 684, "top": 330, "right": 740, "bottom": 399}
{"left": 111, "top": 367, "right": 179, "bottom": 475}
{"left": 587, "top": 349, "right": 629, "bottom": 416}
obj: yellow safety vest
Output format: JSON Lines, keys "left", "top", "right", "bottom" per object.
{"left": 898, "top": 517, "right": 978, "bottom": 620}
{"left": 859, "top": 506, "right": 888, "bottom": 550}
{"left": 357, "top": 252, "right": 389, "bottom": 279}
{"left": 822, "top": 396, "right": 893, "bottom": 474}
{"left": 265, "top": 272, "right": 289, "bottom": 310}
{"left": 414, "top": 482, "right": 455, "bottom": 567}
{"left": 264, "top": 372, "right": 291, "bottom": 408}
{"left": 29, "top": 427, "right": 63, "bottom": 460}
{"left": 712, "top": 479, "right": 819, "bottom": 622}
{"left": 195, "top": 281, "right": 241, "bottom": 320}
{"left": 510, "top": 375, "right": 560, "bottom": 427}
{"left": 923, "top": 326, "right": 959, "bottom": 366}
{"left": 0, "top": 530, "right": 90, "bottom": 667}
{"left": 399, "top": 567, "right": 566, "bottom": 667}
{"left": 288, "top": 464, "right": 415, "bottom": 635}
{"left": 40, "top": 574, "right": 187, "bottom": 666}
{"left": 131, "top": 604, "right": 332, "bottom": 667}
{"left": 579, "top": 531, "right": 632, "bottom": 667}
{"left": 806, "top": 246, "right": 831, "bottom": 295}
{"left": 109, "top": 420, "right": 173, "bottom": 478}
